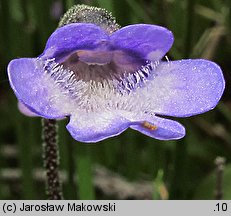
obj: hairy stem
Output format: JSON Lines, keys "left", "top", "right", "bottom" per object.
{"left": 42, "top": 118, "right": 63, "bottom": 199}
{"left": 214, "top": 156, "right": 225, "bottom": 200}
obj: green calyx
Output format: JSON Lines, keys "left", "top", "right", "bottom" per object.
{"left": 58, "top": 4, "right": 120, "bottom": 34}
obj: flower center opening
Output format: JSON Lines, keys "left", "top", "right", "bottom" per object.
{"left": 41, "top": 51, "right": 160, "bottom": 114}
{"left": 42, "top": 51, "right": 159, "bottom": 112}
{"left": 59, "top": 50, "right": 157, "bottom": 92}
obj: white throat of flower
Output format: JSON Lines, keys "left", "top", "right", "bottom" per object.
{"left": 39, "top": 57, "right": 160, "bottom": 114}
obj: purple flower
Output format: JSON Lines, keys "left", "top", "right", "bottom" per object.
{"left": 7, "top": 23, "right": 225, "bottom": 142}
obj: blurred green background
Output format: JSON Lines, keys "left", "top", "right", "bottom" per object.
{"left": 0, "top": 0, "right": 231, "bottom": 200}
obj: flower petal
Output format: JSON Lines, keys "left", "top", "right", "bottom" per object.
{"left": 66, "top": 112, "right": 131, "bottom": 142}
{"left": 110, "top": 24, "right": 174, "bottom": 61}
{"left": 18, "top": 101, "right": 38, "bottom": 117}
{"left": 130, "top": 115, "right": 185, "bottom": 140}
{"left": 42, "top": 23, "right": 110, "bottom": 61}
{"left": 141, "top": 59, "right": 225, "bottom": 117}
{"left": 8, "top": 58, "right": 72, "bottom": 118}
